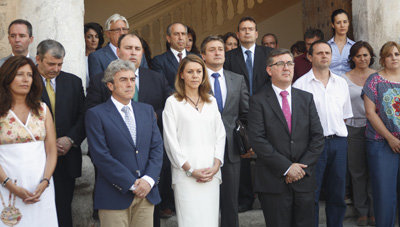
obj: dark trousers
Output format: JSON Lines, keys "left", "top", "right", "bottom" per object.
{"left": 259, "top": 189, "right": 315, "bottom": 227}
{"left": 238, "top": 158, "right": 254, "bottom": 207}
{"left": 347, "top": 126, "right": 373, "bottom": 217}
{"left": 220, "top": 161, "right": 240, "bottom": 227}
{"left": 54, "top": 169, "right": 76, "bottom": 227}
{"left": 159, "top": 152, "right": 174, "bottom": 210}
{"left": 315, "top": 136, "right": 347, "bottom": 227}
{"left": 367, "top": 140, "right": 400, "bottom": 227}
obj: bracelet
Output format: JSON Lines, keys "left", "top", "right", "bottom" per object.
{"left": 40, "top": 178, "right": 50, "bottom": 187}
{"left": 1, "top": 177, "right": 10, "bottom": 187}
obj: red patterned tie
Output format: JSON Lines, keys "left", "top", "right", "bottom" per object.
{"left": 280, "top": 91, "right": 291, "bottom": 133}
{"left": 177, "top": 52, "right": 182, "bottom": 62}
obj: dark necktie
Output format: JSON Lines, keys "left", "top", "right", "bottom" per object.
{"left": 211, "top": 73, "right": 223, "bottom": 113}
{"left": 133, "top": 74, "right": 138, "bottom": 102}
{"left": 245, "top": 50, "right": 253, "bottom": 96}
{"left": 280, "top": 91, "right": 291, "bottom": 133}
{"left": 177, "top": 52, "right": 182, "bottom": 62}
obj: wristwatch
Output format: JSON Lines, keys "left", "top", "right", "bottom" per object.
{"left": 185, "top": 167, "right": 194, "bottom": 177}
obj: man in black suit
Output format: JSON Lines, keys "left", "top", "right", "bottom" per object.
{"left": 86, "top": 33, "right": 172, "bottom": 227}
{"left": 247, "top": 48, "right": 324, "bottom": 227}
{"left": 201, "top": 35, "right": 249, "bottom": 227}
{"left": 223, "top": 16, "right": 272, "bottom": 212}
{"left": 37, "top": 39, "right": 86, "bottom": 227}
{"left": 152, "top": 22, "right": 189, "bottom": 88}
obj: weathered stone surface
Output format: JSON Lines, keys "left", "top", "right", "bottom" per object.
{"left": 352, "top": 0, "right": 400, "bottom": 68}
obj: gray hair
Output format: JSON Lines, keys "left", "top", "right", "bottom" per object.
{"left": 266, "top": 48, "right": 293, "bottom": 66}
{"left": 102, "top": 59, "right": 136, "bottom": 84}
{"left": 105, "top": 14, "right": 129, "bottom": 31}
{"left": 166, "top": 22, "right": 187, "bottom": 36}
{"left": 36, "top": 39, "right": 65, "bottom": 60}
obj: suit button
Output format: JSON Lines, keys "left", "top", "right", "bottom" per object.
{"left": 290, "top": 141, "right": 294, "bottom": 144}
{"left": 136, "top": 150, "right": 139, "bottom": 154}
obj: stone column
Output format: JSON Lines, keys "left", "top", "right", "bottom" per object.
{"left": 352, "top": 0, "right": 400, "bottom": 68}
{"left": 0, "top": 1, "right": 94, "bottom": 226}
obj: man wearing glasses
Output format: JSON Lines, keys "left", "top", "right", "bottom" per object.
{"left": 88, "top": 14, "right": 130, "bottom": 79}
{"left": 248, "top": 48, "right": 324, "bottom": 227}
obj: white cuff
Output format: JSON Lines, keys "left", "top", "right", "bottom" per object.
{"left": 283, "top": 166, "right": 291, "bottom": 176}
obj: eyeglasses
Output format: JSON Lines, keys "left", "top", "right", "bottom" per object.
{"left": 108, "top": 28, "right": 129, "bottom": 33}
{"left": 269, "top": 61, "right": 295, "bottom": 68}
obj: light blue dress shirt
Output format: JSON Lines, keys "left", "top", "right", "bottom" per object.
{"left": 328, "top": 37, "right": 355, "bottom": 77}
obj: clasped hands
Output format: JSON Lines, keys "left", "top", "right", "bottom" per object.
{"left": 56, "top": 136, "right": 72, "bottom": 156}
{"left": 11, "top": 180, "right": 48, "bottom": 204}
{"left": 191, "top": 166, "right": 219, "bottom": 183}
{"left": 285, "top": 163, "right": 308, "bottom": 184}
{"left": 132, "top": 178, "right": 151, "bottom": 199}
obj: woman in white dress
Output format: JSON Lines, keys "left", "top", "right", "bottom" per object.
{"left": 163, "top": 55, "right": 226, "bottom": 227}
{"left": 0, "top": 56, "right": 58, "bottom": 226}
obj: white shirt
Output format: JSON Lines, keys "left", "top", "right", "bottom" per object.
{"left": 293, "top": 69, "right": 353, "bottom": 137}
{"left": 135, "top": 68, "right": 140, "bottom": 90}
{"left": 271, "top": 83, "right": 292, "bottom": 114}
{"left": 110, "top": 96, "right": 155, "bottom": 190}
{"left": 207, "top": 67, "right": 227, "bottom": 107}
{"left": 41, "top": 76, "right": 57, "bottom": 92}
{"left": 241, "top": 44, "right": 256, "bottom": 66}
{"left": 170, "top": 48, "right": 187, "bottom": 63}
{"left": 109, "top": 43, "right": 118, "bottom": 58}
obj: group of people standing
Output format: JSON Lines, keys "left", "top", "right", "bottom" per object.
{"left": 0, "top": 7, "right": 399, "bottom": 227}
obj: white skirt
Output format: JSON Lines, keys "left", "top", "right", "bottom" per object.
{"left": 0, "top": 141, "right": 58, "bottom": 226}
{"left": 172, "top": 176, "right": 219, "bottom": 227}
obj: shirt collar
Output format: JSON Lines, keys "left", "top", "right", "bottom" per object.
{"left": 327, "top": 37, "right": 355, "bottom": 45}
{"left": 206, "top": 67, "right": 224, "bottom": 79}
{"left": 135, "top": 68, "right": 139, "bottom": 77}
{"left": 11, "top": 53, "right": 30, "bottom": 58}
{"left": 109, "top": 43, "right": 118, "bottom": 57}
{"left": 111, "top": 96, "right": 132, "bottom": 112}
{"left": 170, "top": 48, "right": 186, "bottom": 57}
{"left": 308, "top": 68, "right": 337, "bottom": 83}
{"left": 241, "top": 44, "right": 256, "bottom": 55}
{"left": 40, "top": 75, "right": 56, "bottom": 84}
{"left": 271, "top": 83, "right": 291, "bottom": 97}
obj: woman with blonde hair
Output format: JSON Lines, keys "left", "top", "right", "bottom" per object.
{"left": 163, "top": 54, "right": 226, "bottom": 227}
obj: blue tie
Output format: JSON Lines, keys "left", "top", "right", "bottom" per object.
{"left": 245, "top": 50, "right": 253, "bottom": 96}
{"left": 211, "top": 73, "right": 223, "bottom": 113}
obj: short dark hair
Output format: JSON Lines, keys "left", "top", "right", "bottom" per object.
{"left": 266, "top": 48, "right": 293, "bottom": 66}
{"left": 308, "top": 40, "right": 332, "bottom": 56}
{"left": 8, "top": 19, "right": 33, "bottom": 37}
{"left": 166, "top": 22, "right": 187, "bottom": 36}
{"left": 331, "top": 9, "right": 349, "bottom": 24}
{"left": 237, "top": 16, "right": 257, "bottom": 31}
{"left": 290, "top": 41, "right": 306, "bottom": 55}
{"left": 261, "top": 33, "right": 278, "bottom": 45}
{"left": 304, "top": 28, "right": 324, "bottom": 41}
{"left": 0, "top": 56, "right": 42, "bottom": 117}
{"left": 200, "top": 35, "right": 224, "bottom": 54}
{"left": 117, "top": 32, "right": 142, "bottom": 48}
{"left": 348, "top": 41, "right": 375, "bottom": 69}
{"left": 84, "top": 22, "right": 104, "bottom": 50}
{"left": 221, "top": 32, "right": 239, "bottom": 44}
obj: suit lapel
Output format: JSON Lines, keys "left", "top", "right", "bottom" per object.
{"left": 290, "top": 88, "right": 298, "bottom": 134}
{"left": 131, "top": 102, "right": 141, "bottom": 149}
{"left": 166, "top": 49, "right": 179, "bottom": 71}
{"left": 105, "top": 99, "right": 136, "bottom": 148}
{"left": 104, "top": 44, "right": 118, "bottom": 62}
{"left": 137, "top": 68, "right": 147, "bottom": 101}
{"left": 253, "top": 46, "right": 264, "bottom": 78}
{"left": 265, "top": 85, "right": 290, "bottom": 134}
{"left": 235, "top": 48, "right": 248, "bottom": 79}
{"left": 223, "top": 70, "right": 234, "bottom": 114}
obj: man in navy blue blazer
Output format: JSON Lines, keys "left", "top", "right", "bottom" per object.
{"left": 85, "top": 59, "right": 163, "bottom": 227}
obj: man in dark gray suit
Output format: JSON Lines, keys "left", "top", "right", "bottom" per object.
{"left": 247, "top": 48, "right": 324, "bottom": 227}
{"left": 201, "top": 35, "right": 249, "bottom": 227}
{"left": 0, "top": 19, "right": 36, "bottom": 66}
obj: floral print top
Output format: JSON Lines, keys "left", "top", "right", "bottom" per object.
{"left": 362, "top": 73, "right": 400, "bottom": 140}
{"left": 0, "top": 102, "right": 47, "bottom": 145}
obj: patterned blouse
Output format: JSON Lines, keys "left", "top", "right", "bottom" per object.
{"left": 362, "top": 73, "right": 400, "bottom": 140}
{"left": 0, "top": 102, "right": 47, "bottom": 145}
